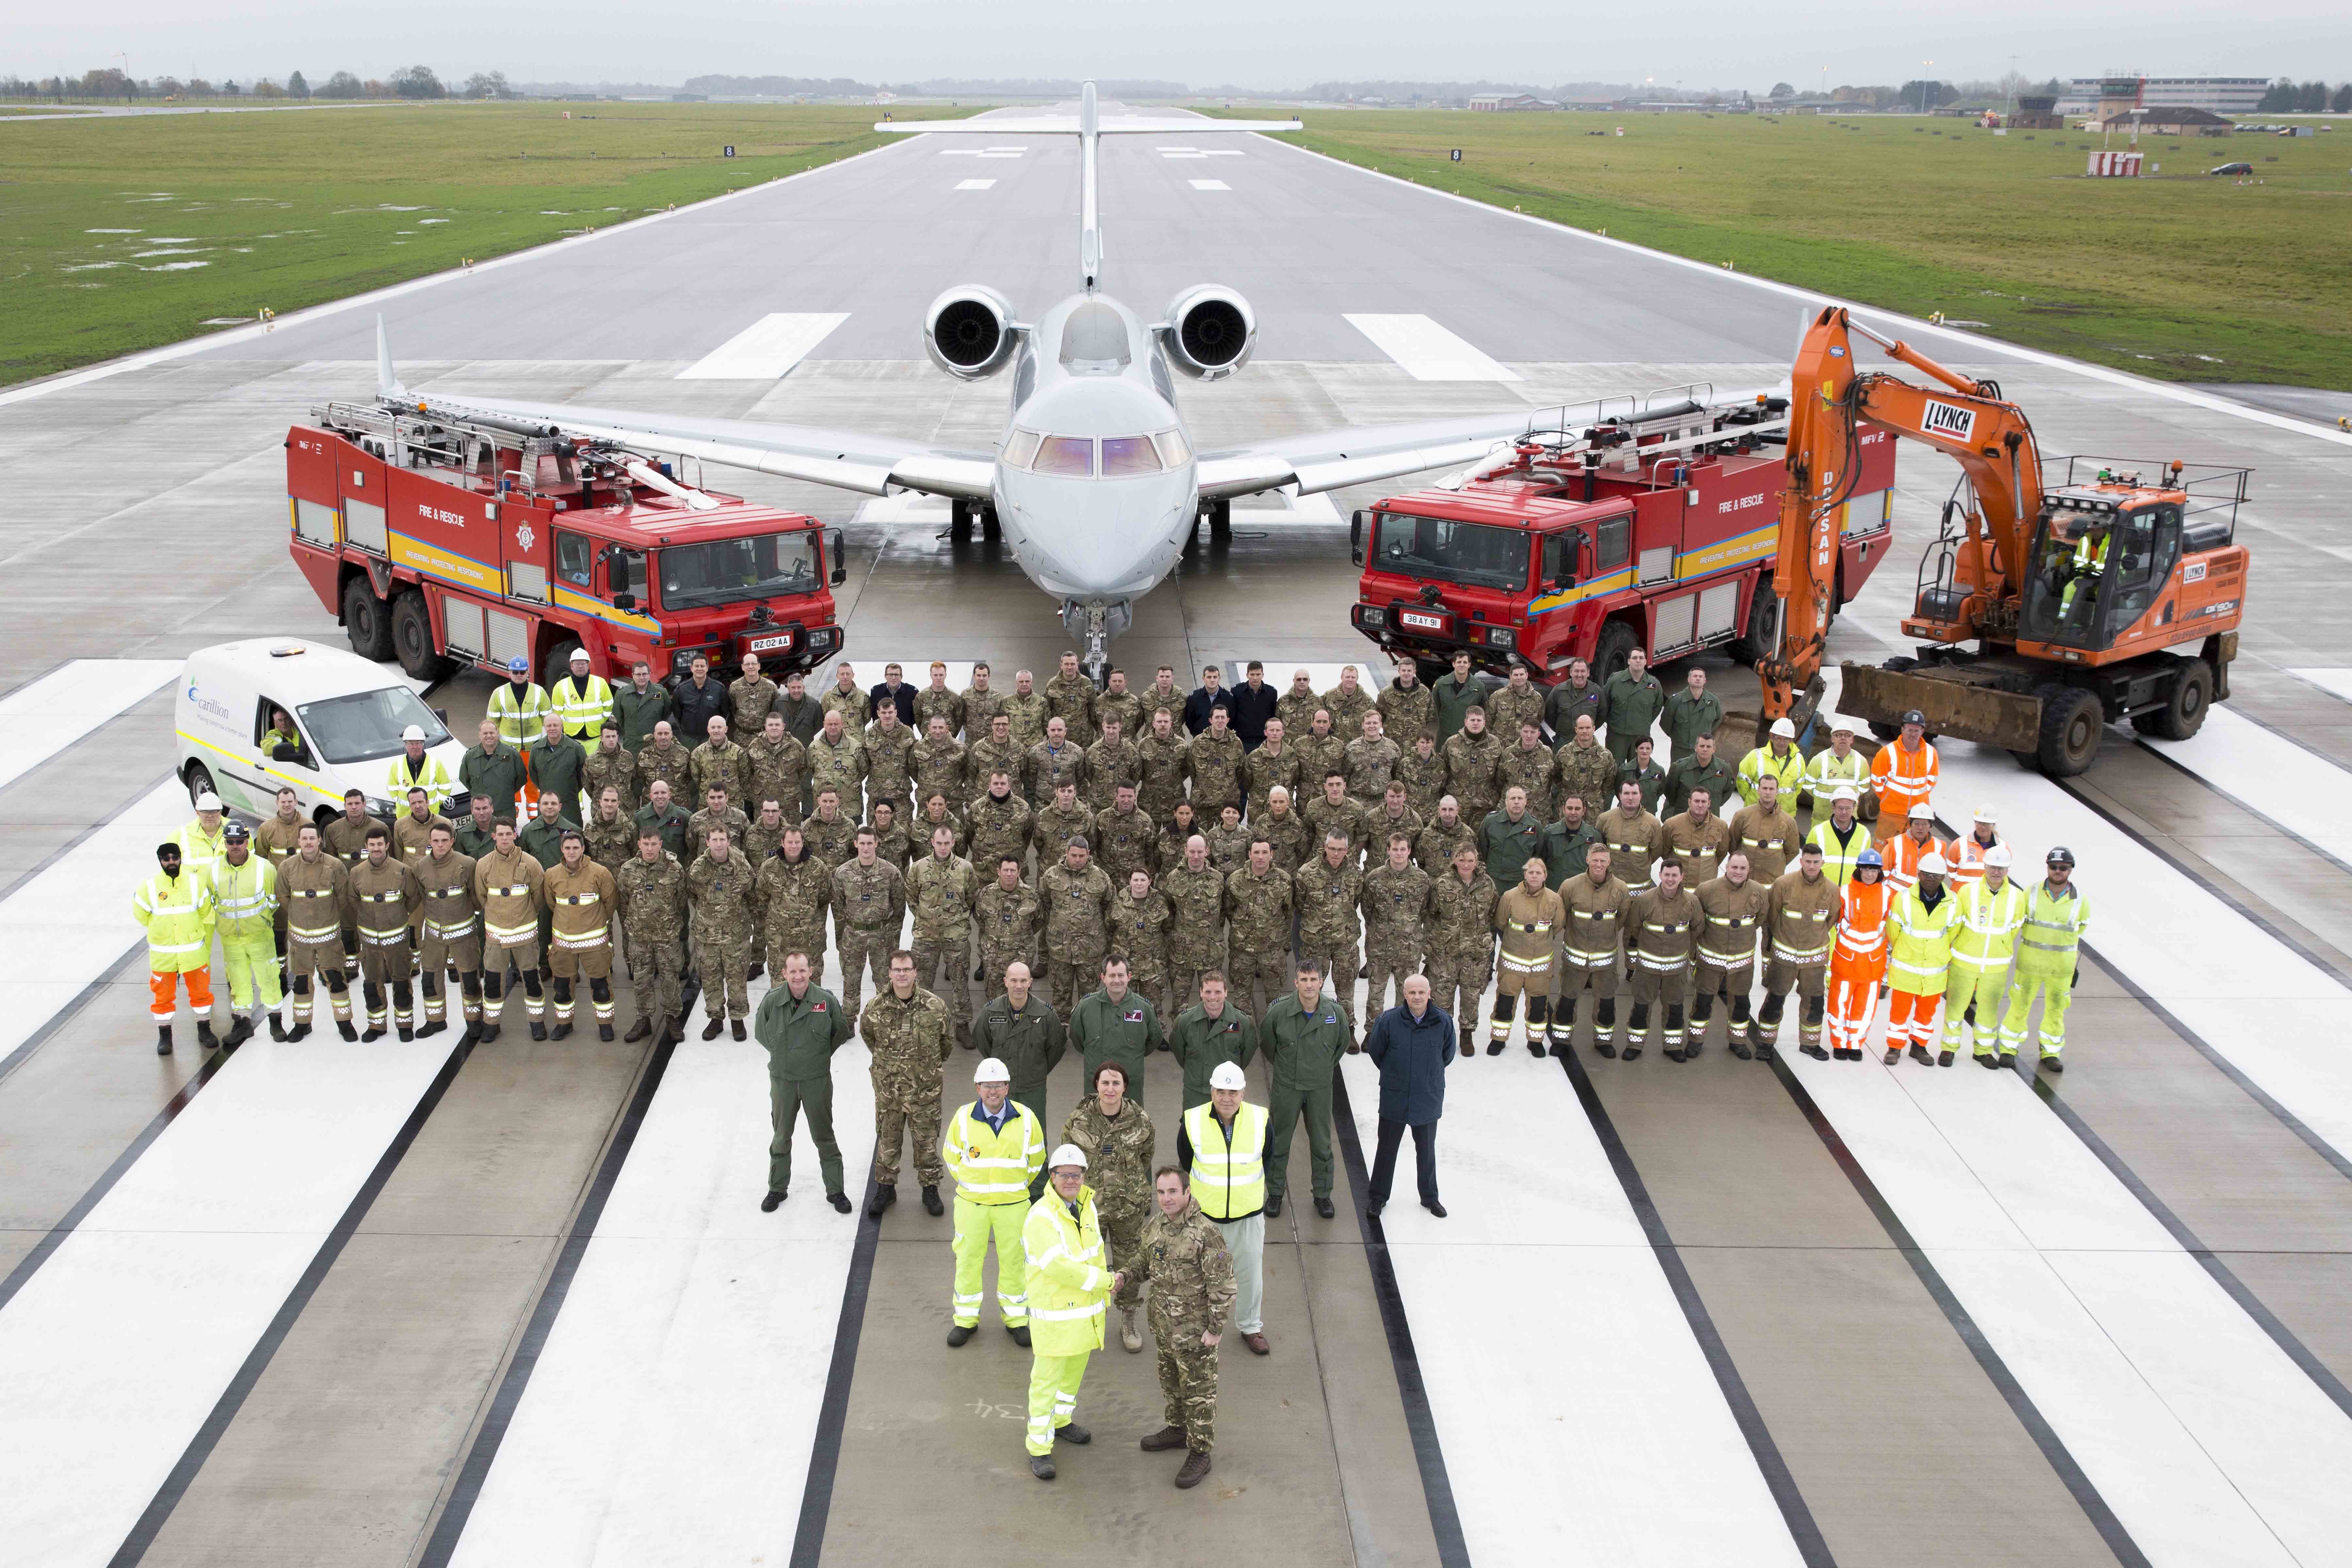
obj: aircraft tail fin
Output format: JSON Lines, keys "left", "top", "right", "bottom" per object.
{"left": 375, "top": 316, "right": 408, "bottom": 402}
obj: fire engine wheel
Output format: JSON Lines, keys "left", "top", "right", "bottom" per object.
{"left": 1591, "top": 620, "right": 1641, "bottom": 684}
{"left": 1730, "top": 582, "right": 1776, "bottom": 665}
{"left": 2132, "top": 658, "right": 2213, "bottom": 741}
{"left": 541, "top": 641, "right": 587, "bottom": 692}
{"left": 343, "top": 576, "right": 396, "bottom": 663}
{"left": 2034, "top": 683, "right": 2105, "bottom": 777}
{"left": 392, "top": 591, "right": 457, "bottom": 683}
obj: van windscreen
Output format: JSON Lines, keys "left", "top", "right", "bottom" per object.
{"left": 298, "top": 688, "right": 450, "bottom": 766}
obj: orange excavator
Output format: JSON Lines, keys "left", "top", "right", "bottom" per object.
{"left": 1757, "top": 305, "right": 2250, "bottom": 776}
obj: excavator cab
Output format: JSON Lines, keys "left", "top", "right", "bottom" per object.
{"left": 2019, "top": 491, "right": 2176, "bottom": 649}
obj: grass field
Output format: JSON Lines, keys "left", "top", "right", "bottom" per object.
{"left": 1228, "top": 109, "right": 2352, "bottom": 388}
{"left": 0, "top": 102, "right": 955, "bottom": 385}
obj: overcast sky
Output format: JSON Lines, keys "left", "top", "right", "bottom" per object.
{"left": 12, "top": 0, "right": 2352, "bottom": 90}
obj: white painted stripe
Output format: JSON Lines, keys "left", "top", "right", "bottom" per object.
{"left": 1339, "top": 1047, "right": 1804, "bottom": 1567}
{"left": 674, "top": 313, "right": 848, "bottom": 381}
{"left": 1161, "top": 151, "right": 1209, "bottom": 159}
{"left": 954, "top": 178, "right": 997, "bottom": 191}
{"left": 2141, "top": 707, "right": 2352, "bottom": 865}
{"left": 0, "top": 778, "right": 188, "bottom": 1069}
{"left": 1201, "top": 148, "right": 1242, "bottom": 156}
{"left": 1786, "top": 1052, "right": 2352, "bottom": 1568}
{"left": 939, "top": 145, "right": 1026, "bottom": 156}
{"left": 0, "top": 1034, "right": 464, "bottom": 1564}
{"left": 1189, "top": 179, "right": 1230, "bottom": 191}
{"left": 2288, "top": 667, "right": 2352, "bottom": 705}
{"left": 1342, "top": 314, "right": 1523, "bottom": 383}
{"left": 1823, "top": 664, "right": 2352, "bottom": 1165}
{"left": 0, "top": 659, "right": 180, "bottom": 793}
{"left": 446, "top": 984, "right": 873, "bottom": 1567}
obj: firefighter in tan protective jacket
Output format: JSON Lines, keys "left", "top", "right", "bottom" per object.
{"left": 1488, "top": 857, "right": 1564, "bottom": 1057}
{"left": 542, "top": 828, "right": 622, "bottom": 1041}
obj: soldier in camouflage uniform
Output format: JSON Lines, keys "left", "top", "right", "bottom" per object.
{"left": 616, "top": 825, "right": 687, "bottom": 1040}
{"left": 818, "top": 662, "right": 867, "bottom": 728}
{"left": 1343, "top": 711, "right": 1402, "bottom": 806}
{"left": 966, "top": 772, "right": 1033, "bottom": 876}
{"left": 1136, "top": 708, "right": 1192, "bottom": 823}
{"left": 1002, "top": 669, "right": 1049, "bottom": 753}
{"left": 975, "top": 856, "right": 1043, "bottom": 1000}
{"left": 1243, "top": 718, "right": 1300, "bottom": 823}
{"left": 1220, "top": 840, "right": 1295, "bottom": 1019}
{"left": 1187, "top": 708, "right": 1246, "bottom": 819}
{"left": 913, "top": 793, "right": 969, "bottom": 860}
{"left": 744, "top": 799, "right": 792, "bottom": 866}
{"left": 859, "top": 800, "right": 907, "bottom": 871}
{"left": 806, "top": 708, "right": 867, "bottom": 821}
{"left": 1364, "top": 783, "right": 1422, "bottom": 860}
{"left": 1426, "top": 842, "right": 1500, "bottom": 1054}
{"left": 1292, "top": 711, "right": 1346, "bottom": 804}
{"left": 1205, "top": 804, "right": 1250, "bottom": 876}
{"left": 1397, "top": 728, "right": 1446, "bottom": 821}
{"left": 1161, "top": 836, "right": 1227, "bottom": 1012}
{"left": 1111, "top": 870, "right": 1175, "bottom": 1021}
{"left": 960, "top": 662, "right": 1007, "bottom": 741}
{"left": 1555, "top": 712, "right": 1618, "bottom": 817}
{"left": 687, "top": 826, "right": 757, "bottom": 1037}
{"left": 831, "top": 829, "right": 907, "bottom": 1014}
{"left": 1027, "top": 717, "right": 1088, "bottom": 808}
{"left": 1254, "top": 788, "right": 1312, "bottom": 874}
{"left": 756, "top": 824, "right": 834, "bottom": 987}
{"left": 859, "top": 950, "right": 954, "bottom": 1216}
{"left": 1084, "top": 716, "right": 1140, "bottom": 813}
{"left": 1042, "top": 650, "right": 1099, "bottom": 747}
{"left": 1038, "top": 837, "right": 1115, "bottom": 1016}
{"left": 800, "top": 790, "right": 860, "bottom": 869}
{"left": 582, "top": 728, "right": 638, "bottom": 821}
{"left": 1061, "top": 1056, "right": 1158, "bottom": 1348}
{"left": 1302, "top": 773, "right": 1368, "bottom": 865}
{"left": 862, "top": 704, "right": 918, "bottom": 820}
{"left": 1294, "top": 832, "right": 1367, "bottom": 1037}
{"left": 1275, "top": 669, "right": 1323, "bottom": 739}
{"left": 911, "top": 715, "right": 969, "bottom": 814}
{"left": 744, "top": 712, "right": 807, "bottom": 824}
{"left": 1360, "top": 833, "right": 1433, "bottom": 1016}
{"left": 1496, "top": 721, "right": 1559, "bottom": 822}
{"left": 688, "top": 783, "right": 751, "bottom": 862}
{"left": 1377, "top": 657, "right": 1436, "bottom": 740}
{"left": 584, "top": 789, "right": 636, "bottom": 886}
{"left": 1320, "top": 667, "right": 1375, "bottom": 743}
{"left": 634, "top": 721, "right": 695, "bottom": 811}
{"left": 914, "top": 662, "right": 966, "bottom": 740}
{"left": 690, "top": 715, "right": 751, "bottom": 815}
{"left": 1442, "top": 706, "right": 1503, "bottom": 823}
{"left": 908, "top": 824, "right": 980, "bottom": 1045}
{"left": 968, "top": 714, "right": 1026, "bottom": 811}
{"left": 1092, "top": 785, "right": 1155, "bottom": 885}
{"left": 1484, "top": 661, "right": 1546, "bottom": 743}
{"left": 1032, "top": 781, "right": 1094, "bottom": 869}
{"left": 1413, "top": 795, "right": 1478, "bottom": 875}
{"left": 1155, "top": 803, "right": 1201, "bottom": 875}
{"left": 1093, "top": 669, "right": 1146, "bottom": 750}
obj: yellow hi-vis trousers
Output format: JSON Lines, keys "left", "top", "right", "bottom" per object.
{"left": 952, "top": 1195, "right": 1029, "bottom": 1328}
{"left": 1943, "top": 962, "right": 2011, "bottom": 1054}
{"left": 220, "top": 930, "right": 283, "bottom": 1013}
{"left": 1027, "top": 1350, "right": 1090, "bottom": 1456}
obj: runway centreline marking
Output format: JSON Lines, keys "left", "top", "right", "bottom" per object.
{"left": 675, "top": 312, "right": 849, "bottom": 381}
{"left": 1343, "top": 314, "right": 1524, "bottom": 384}
{"left": 1189, "top": 179, "right": 1231, "bottom": 191}
{"left": 0, "top": 659, "right": 180, "bottom": 796}
{"left": 955, "top": 178, "right": 997, "bottom": 190}
{"left": 1253, "top": 135, "right": 2352, "bottom": 452}
{"left": 2287, "top": 667, "right": 2352, "bottom": 706}
{"left": 0, "top": 1033, "right": 467, "bottom": 1566}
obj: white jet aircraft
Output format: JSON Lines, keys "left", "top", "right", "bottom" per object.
{"left": 374, "top": 83, "right": 1557, "bottom": 677}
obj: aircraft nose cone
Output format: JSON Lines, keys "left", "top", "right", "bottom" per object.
{"left": 1003, "top": 472, "right": 1190, "bottom": 599}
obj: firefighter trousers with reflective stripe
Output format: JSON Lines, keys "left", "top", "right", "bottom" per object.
{"left": 1028, "top": 1350, "right": 1091, "bottom": 1455}
{"left": 953, "top": 1194, "right": 1030, "bottom": 1327}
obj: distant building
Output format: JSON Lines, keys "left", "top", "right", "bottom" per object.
{"left": 2058, "top": 75, "right": 2268, "bottom": 117}
{"left": 1468, "top": 93, "right": 1557, "bottom": 111}
{"left": 2097, "top": 106, "right": 2236, "bottom": 136}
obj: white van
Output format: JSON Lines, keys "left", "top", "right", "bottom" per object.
{"left": 175, "top": 639, "right": 467, "bottom": 823}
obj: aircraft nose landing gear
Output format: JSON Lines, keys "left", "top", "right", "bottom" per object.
{"left": 1061, "top": 596, "right": 1133, "bottom": 685}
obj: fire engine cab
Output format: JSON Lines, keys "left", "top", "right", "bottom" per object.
{"left": 1349, "top": 387, "right": 1897, "bottom": 683}
{"left": 286, "top": 401, "right": 847, "bottom": 689}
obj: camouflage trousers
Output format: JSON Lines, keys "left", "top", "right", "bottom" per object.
{"left": 1167, "top": 954, "right": 1226, "bottom": 1015}
{"left": 1129, "top": 959, "right": 1175, "bottom": 1026}
{"left": 627, "top": 937, "right": 683, "bottom": 1028}
{"left": 1362, "top": 928, "right": 1423, "bottom": 1017}
{"left": 694, "top": 934, "right": 750, "bottom": 1020}
{"left": 1042, "top": 944, "right": 1105, "bottom": 1018}
{"left": 1152, "top": 1316, "right": 1220, "bottom": 1453}
{"left": 1297, "top": 934, "right": 1361, "bottom": 1032}
{"left": 1427, "top": 946, "right": 1493, "bottom": 1043}
{"left": 764, "top": 925, "right": 827, "bottom": 988}
{"left": 911, "top": 933, "right": 972, "bottom": 1034}
{"left": 836, "top": 923, "right": 896, "bottom": 1014}
{"left": 1224, "top": 945, "right": 1290, "bottom": 1023}
{"left": 872, "top": 1073, "right": 945, "bottom": 1186}
{"left": 1101, "top": 1201, "right": 1147, "bottom": 1312}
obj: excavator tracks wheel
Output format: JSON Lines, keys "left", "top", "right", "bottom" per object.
{"left": 2132, "top": 658, "right": 2213, "bottom": 741}
{"left": 2034, "top": 683, "right": 2105, "bottom": 777}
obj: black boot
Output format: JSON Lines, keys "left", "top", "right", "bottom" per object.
{"left": 599, "top": 1022, "right": 614, "bottom": 1041}
{"left": 731, "top": 1019, "right": 747, "bottom": 1041}
{"left": 286, "top": 1021, "right": 312, "bottom": 1042}
{"left": 1266, "top": 1192, "right": 1283, "bottom": 1217}
{"left": 223, "top": 1017, "right": 253, "bottom": 1049}
{"left": 268, "top": 1015, "right": 287, "bottom": 1043}
{"left": 156, "top": 1024, "right": 173, "bottom": 1056}
{"left": 922, "top": 1184, "right": 943, "bottom": 1216}
{"left": 550, "top": 1021, "right": 574, "bottom": 1040}
{"left": 866, "top": 1184, "right": 897, "bottom": 1219}
{"left": 828, "top": 1190, "right": 852, "bottom": 1213}
{"left": 947, "top": 1323, "right": 975, "bottom": 1347}
{"left": 337, "top": 1020, "right": 359, "bottom": 1041}
{"left": 624, "top": 1019, "right": 653, "bottom": 1043}
{"left": 529, "top": 1021, "right": 547, "bottom": 1041}
{"left": 362, "top": 1023, "right": 385, "bottom": 1043}
{"left": 760, "top": 1189, "right": 786, "bottom": 1212}
{"left": 197, "top": 1020, "right": 220, "bottom": 1051}
{"left": 416, "top": 1020, "right": 447, "bottom": 1038}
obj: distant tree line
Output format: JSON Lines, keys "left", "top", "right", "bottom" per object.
{"left": 0, "top": 65, "right": 515, "bottom": 102}
{"left": 2255, "top": 77, "right": 2352, "bottom": 112}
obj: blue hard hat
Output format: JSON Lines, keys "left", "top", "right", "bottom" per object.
{"left": 1855, "top": 848, "right": 1884, "bottom": 870}
{"left": 507, "top": 656, "right": 531, "bottom": 675}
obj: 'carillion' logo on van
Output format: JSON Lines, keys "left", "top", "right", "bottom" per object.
{"left": 187, "top": 681, "right": 238, "bottom": 726}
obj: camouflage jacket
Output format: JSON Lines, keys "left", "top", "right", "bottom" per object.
{"left": 1160, "top": 862, "right": 1227, "bottom": 967}
{"left": 1556, "top": 738, "right": 1619, "bottom": 816}
{"left": 1293, "top": 855, "right": 1366, "bottom": 949}
{"left": 909, "top": 737, "right": 969, "bottom": 811}
{"left": 1091, "top": 804, "right": 1156, "bottom": 883}
{"left": 861, "top": 721, "right": 918, "bottom": 801}
{"left": 1396, "top": 747, "right": 1447, "bottom": 820}
{"left": 615, "top": 851, "right": 687, "bottom": 946}
{"left": 1253, "top": 809, "right": 1313, "bottom": 874}
{"left": 1040, "top": 861, "right": 1115, "bottom": 953}
{"left": 859, "top": 985, "right": 953, "bottom": 1098}
{"left": 1062, "top": 1097, "right": 1158, "bottom": 1220}
{"left": 1108, "top": 886, "right": 1172, "bottom": 970}
{"left": 1426, "top": 866, "right": 1500, "bottom": 958}
{"left": 1032, "top": 801, "right": 1095, "bottom": 864}
{"left": 975, "top": 881, "right": 1043, "bottom": 957}
{"left": 1361, "top": 861, "right": 1434, "bottom": 939}
{"left": 582, "top": 745, "right": 639, "bottom": 818}
{"left": 1084, "top": 735, "right": 1141, "bottom": 811}
{"left": 965, "top": 792, "right": 1033, "bottom": 873}
{"left": 1187, "top": 731, "right": 1246, "bottom": 808}
{"left": 1135, "top": 733, "right": 1192, "bottom": 817}
{"left": 831, "top": 858, "right": 907, "bottom": 932}
{"left": 1042, "top": 672, "right": 1099, "bottom": 746}
{"left": 907, "top": 852, "right": 980, "bottom": 941}
{"left": 756, "top": 851, "right": 833, "bottom": 939}
{"left": 685, "top": 851, "right": 756, "bottom": 943}
{"left": 1221, "top": 866, "right": 1295, "bottom": 954}
{"left": 743, "top": 734, "right": 808, "bottom": 816}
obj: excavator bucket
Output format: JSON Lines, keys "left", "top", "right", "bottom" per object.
{"left": 1836, "top": 661, "right": 2043, "bottom": 753}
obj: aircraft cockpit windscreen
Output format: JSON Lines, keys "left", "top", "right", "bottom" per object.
{"left": 1003, "top": 429, "right": 1191, "bottom": 479}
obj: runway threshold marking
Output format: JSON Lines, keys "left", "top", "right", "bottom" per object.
{"left": 1342, "top": 314, "right": 1523, "bottom": 383}
{"left": 0, "top": 658, "right": 179, "bottom": 795}
{"left": 955, "top": 178, "right": 998, "bottom": 190}
{"left": 674, "top": 312, "right": 849, "bottom": 381}
{"left": 1189, "top": 179, "right": 1231, "bottom": 191}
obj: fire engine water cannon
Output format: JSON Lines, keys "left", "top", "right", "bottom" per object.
{"left": 1760, "top": 304, "right": 2249, "bottom": 776}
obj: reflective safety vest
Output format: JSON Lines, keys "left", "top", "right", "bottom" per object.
{"left": 1951, "top": 878, "right": 2028, "bottom": 974}
{"left": 942, "top": 1099, "right": 1046, "bottom": 1205}
{"left": 133, "top": 869, "right": 215, "bottom": 972}
{"left": 1882, "top": 831, "right": 1938, "bottom": 897}
{"left": 487, "top": 680, "right": 553, "bottom": 750}
{"left": 549, "top": 673, "right": 614, "bottom": 739}
{"left": 1184, "top": 1100, "right": 1268, "bottom": 1221}
{"left": 1942, "top": 830, "right": 2006, "bottom": 894}
{"left": 207, "top": 854, "right": 277, "bottom": 941}
{"left": 387, "top": 750, "right": 455, "bottom": 814}
{"left": 1808, "top": 817, "right": 1873, "bottom": 886}
{"left": 1801, "top": 745, "right": 1870, "bottom": 805}
{"left": 1021, "top": 1187, "right": 1109, "bottom": 1355}
{"left": 1870, "top": 738, "right": 1939, "bottom": 819}
{"left": 1831, "top": 878, "right": 1892, "bottom": 967}
{"left": 176, "top": 817, "right": 230, "bottom": 883}
{"left": 1737, "top": 744, "right": 1805, "bottom": 808}
{"left": 2019, "top": 880, "right": 2091, "bottom": 972}
{"left": 1887, "top": 885, "right": 1959, "bottom": 996}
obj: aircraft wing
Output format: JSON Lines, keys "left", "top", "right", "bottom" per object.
{"left": 1192, "top": 411, "right": 1552, "bottom": 500}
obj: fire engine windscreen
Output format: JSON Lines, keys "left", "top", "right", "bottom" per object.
{"left": 1372, "top": 514, "right": 1528, "bottom": 591}
{"left": 659, "top": 532, "right": 819, "bottom": 609}
{"left": 299, "top": 687, "right": 452, "bottom": 766}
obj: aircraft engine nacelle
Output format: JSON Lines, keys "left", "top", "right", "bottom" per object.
{"left": 1160, "top": 286, "right": 1256, "bottom": 381}
{"left": 923, "top": 286, "right": 1019, "bottom": 379}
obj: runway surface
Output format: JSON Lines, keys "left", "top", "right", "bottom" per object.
{"left": 4, "top": 102, "right": 2352, "bottom": 1567}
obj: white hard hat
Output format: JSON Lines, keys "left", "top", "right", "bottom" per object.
{"left": 1918, "top": 851, "right": 1949, "bottom": 875}
{"left": 1830, "top": 786, "right": 1858, "bottom": 804}
{"left": 569, "top": 647, "right": 591, "bottom": 664}
{"left": 193, "top": 791, "right": 222, "bottom": 812}
{"left": 973, "top": 1057, "right": 1010, "bottom": 1083}
{"left": 401, "top": 724, "right": 427, "bottom": 742}
{"left": 1830, "top": 718, "right": 1855, "bottom": 733}
{"left": 1768, "top": 718, "right": 1797, "bottom": 739}
{"left": 1209, "top": 1061, "right": 1247, "bottom": 1091}
{"left": 1908, "top": 802, "right": 1936, "bottom": 821}
{"left": 1973, "top": 803, "right": 1999, "bottom": 824}
{"left": 1048, "top": 1142, "right": 1088, "bottom": 1170}
{"left": 1984, "top": 845, "right": 2014, "bottom": 868}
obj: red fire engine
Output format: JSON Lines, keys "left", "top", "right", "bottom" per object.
{"left": 1348, "top": 387, "right": 1897, "bottom": 683}
{"left": 286, "top": 400, "right": 847, "bottom": 688}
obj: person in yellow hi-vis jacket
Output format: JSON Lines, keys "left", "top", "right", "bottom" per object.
{"left": 943, "top": 1057, "right": 1047, "bottom": 1348}
{"left": 1020, "top": 1142, "right": 1116, "bottom": 1480}
{"left": 2002, "top": 846, "right": 2091, "bottom": 1073}
{"left": 1946, "top": 845, "right": 2027, "bottom": 1066}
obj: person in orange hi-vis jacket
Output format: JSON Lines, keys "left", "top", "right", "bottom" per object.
{"left": 1941, "top": 805, "right": 2006, "bottom": 895}
{"left": 1884, "top": 850, "right": 1960, "bottom": 1065}
{"left": 1821, "top": 848, "right": 1892, "bottom": 1060}
{"left": 1868, "top": 711, "right": 1938, "bottom": 843}
{"left": 1881, "top": 804, "right": 1940, "bottom": 898}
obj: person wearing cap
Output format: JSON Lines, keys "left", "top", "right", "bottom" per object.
{"left": 136, "top": 837, "right": 219, "bottom": 1055}
{"left": 1757, "top": 840, "right": 1840, "bottom": 1059}
{"left": 1885, "top": 849, "right": 1959, "bottom": 1065}
{"left": 1801, "top": 719, "right": 1869, "bottom": 814}
{"left": 549, "top": 649, "right": 613, "bottom": 742}
{"left": 753, "top": 948, "right": 856, "bottom": 1213}
{"left": 208, "top": 821, "right": 282, "bottom": 1047}
{"left": 1660, "top": 666, "right": 1721, "bottom": 766}
{"left": 1946, "top": 845, "right": 2027, "bottom": 1065}
{"left": 350, "top": 822, "right": 425, "bottom": 1042}
{"left": 1134, "top": 1163, "right": 1236, "bottom": 1490}
{"left": 1020, "top": 1141, "right": 1117, "bottom": 1478}
{"left": 1177, "top": 1060, "right": 1270, "bottom": 1355}
{"left": 175, "top": 791, "right": 231, "bottom": 885}
{"left": 386, "top": 723, "right": 455, "bottom": 814}
{"left": 2001, "top": 847, "right": 2089, "bottom": 1073}
{"left": 1942, "top": 805, "right": 2007, "bottom": 896}
{"left": 1736, "top": 717, "right": 1807, "bottom": 810}
{"left": 1365, "top": 972, "right": 1452, "bottom": 1217}
{"left": 1806, "top": 786, "right": 1872, "bottom": 886}
{"left": 1823, "top": 847, "right": 1893, "bottom": 1059}
{"left": 944, "top": 1056, "right": 1047, "bottom": 1346}
{"left": 1883, "top": 802, "right": 1942, "bottom": 898}
{"left": 541, "top": 827, "right": 620, "bottom": 1040}
{"left": 487, "top": 655, "right": 552, "bottom": 757}
{"left": 460, "top": 717, "right": 527, "bottom": 823}
{"left": 1869, "top": 709, "right": 1939, "bottom": 843}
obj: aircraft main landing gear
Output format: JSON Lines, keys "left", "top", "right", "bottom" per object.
{"left": 941, "top": 499, "right": 1000, "bottom": 543}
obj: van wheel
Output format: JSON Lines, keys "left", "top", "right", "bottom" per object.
{"left": 344, "top": 576, "right": 395, "bottom": 662}
{"left": 2034, "top": 683, "right": 2105, "bottom": 777}
{"left": 2132, "top": 658, "right": 2212, "bottom": 740}
{"left": 185, "top": 762, "right": 217, "bottom": 810}
{"left": 1591, "top": 620, "right": 1640, "bottom": 684}
{"left": 392, "top": 591, "right": 457, "bottom": 683}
